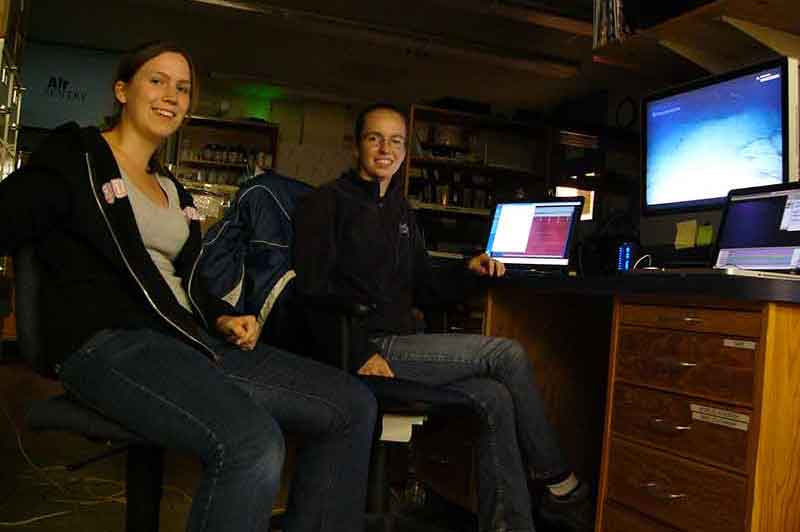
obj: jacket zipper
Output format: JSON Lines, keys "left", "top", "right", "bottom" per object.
{"left": 85, "top": 154, "right": 220, "bottom": 363}
{"left": 187, "top": 245, "right": 210, "bottom": 330}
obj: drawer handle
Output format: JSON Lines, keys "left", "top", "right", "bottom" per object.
{"left": 649, "top": 417, "right": 693, "bottom": 434}
{"left": 656, "top": 357, "right": 698, "bottom": 370}
{"left": 656, "top": 315, "right": 703, "bottom": 325}
{"left": 642, "top": 481, "right": 687, "bottom": 501}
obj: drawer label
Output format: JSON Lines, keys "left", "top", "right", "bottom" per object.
{"left": 691, "top": 404, "right": 750, "bottom": 431}
{"left": 723, "top": 339, "right": 757, "bottom": 350}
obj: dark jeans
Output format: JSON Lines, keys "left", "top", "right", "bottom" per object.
{"left": 59, "top": 327, "right": 377, "bottom": 532}
{"left": 374, "top": 333, "right": 568, "bottom": 532}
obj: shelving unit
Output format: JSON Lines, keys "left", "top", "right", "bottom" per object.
{"left": 170, "top": 115, "right": 279, "bottom": 232}
{"left": 172, "top": 115, "right": 279, "bottom": 188}
{"left": 404, "top": 104, "right": 551, "bottom": 257}
{"left": 0, "top": 0, "right": 28, "bottom": 346}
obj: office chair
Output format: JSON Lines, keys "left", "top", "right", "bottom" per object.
{"left": 15, "top": 244, "right": 166, "bottom": 531}
{"left": 305, "top": 301, "right": 475, "bottom": 532}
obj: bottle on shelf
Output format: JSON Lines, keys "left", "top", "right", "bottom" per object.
{"left": 450, "top": 172, "right": 462, "bottom": 207}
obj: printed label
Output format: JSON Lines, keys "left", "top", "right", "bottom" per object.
{"left": 691, "top": 412, "right": 749, "bottom": 431}
{"left": 690, "top": 404, "right": 749, "bottom": 431}
{"left": 723, "top": 339, "right": 757, "bottom": 350}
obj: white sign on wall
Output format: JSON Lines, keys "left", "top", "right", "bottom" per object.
{"left": 21, "top": 42, "right": 120, "bottom": 129}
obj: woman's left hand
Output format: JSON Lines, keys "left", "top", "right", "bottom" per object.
{"left": 216, "top": 315, "right": 260, "bottom": 351}
{"left": 467, "top": 253, "right": 505, "bottom": 277}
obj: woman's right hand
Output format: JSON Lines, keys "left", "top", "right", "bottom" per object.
{"left": 357, "top": 353, "right": 395, "bottom": 378}
{"left": 216, "top": 315, "right": 260, "bottom": 350}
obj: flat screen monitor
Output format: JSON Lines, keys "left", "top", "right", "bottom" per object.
{"left": 485, "top": 199, "right": 583, "bottom": 266}
{"left": 642, "top": 57, "right": 798, "bottom": 216}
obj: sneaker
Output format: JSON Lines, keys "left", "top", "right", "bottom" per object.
{"left": 538, "top": 481, "right": 596, "bottom": 531}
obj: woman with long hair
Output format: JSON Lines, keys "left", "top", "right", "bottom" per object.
{"left": 0, "top": 41, "right": 376, "bottom": 532}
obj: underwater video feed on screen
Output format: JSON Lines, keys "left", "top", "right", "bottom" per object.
{"left": 645, "top": 66, "right": 785, "bottom": 212}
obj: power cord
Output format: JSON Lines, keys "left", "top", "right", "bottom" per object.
{"left": 632, "top": 254, "right": 653, "bottom": 270}
{"left": 0, "top": 395, "right": 192, "bottom": 527}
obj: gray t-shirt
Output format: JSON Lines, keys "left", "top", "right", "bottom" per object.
{"left": 122, "top": 172, "right": 192, "bottom": 312}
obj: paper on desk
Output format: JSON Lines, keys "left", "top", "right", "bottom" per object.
{"left": 675, "top": 219, "right": 697, "bottom": 249}
{"left": 380, "top": 414, "right": 427, "bottom": 442}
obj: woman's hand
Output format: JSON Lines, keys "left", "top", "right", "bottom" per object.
{"left": 216, "top": 315, "right": 260, "bottom": 351}
{"left": 357, "top": 353, "right": 395, "bottom": 378}
{"left": 467, "top": 253, "right": 505, "bottom": 277}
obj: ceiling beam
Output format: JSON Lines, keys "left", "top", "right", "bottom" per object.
{"left": 430, "top": 0, "right": 593, "bottom": 37}
{"left": 190, "top": 0, "right": 581, "bottom": 78}
{"left": 489, "top": 3, "right": 593, "bottom": 37}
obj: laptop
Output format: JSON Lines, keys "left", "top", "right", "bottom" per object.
{"left": 637, "top": 182, "right": 800, "bottom": 280}
{"left": 485, "top": 197, "right": 584, "bottom": 276}
{"left": 712, "top": 181, "right": 800, "bottom": 279}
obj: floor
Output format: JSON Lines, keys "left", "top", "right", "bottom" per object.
{"left": 0, "top": 347, "right": 563, "bottom": 532}
{"left": 0, "top": 350, "right": 470, "bottom": 532}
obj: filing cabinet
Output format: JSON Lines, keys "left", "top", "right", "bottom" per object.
{"left": 597, "top": 297, "right": 800, "bottom": 531}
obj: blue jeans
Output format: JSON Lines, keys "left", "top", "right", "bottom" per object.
{"left": 373, "top": 333, "right": 568, "bottom": 532}
{"left": 59, "top": 328, "right": 377, "bottom": 532}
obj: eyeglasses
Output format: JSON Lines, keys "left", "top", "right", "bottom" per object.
{"left": 362, "top": 133, "right": 406, "bottom": 150}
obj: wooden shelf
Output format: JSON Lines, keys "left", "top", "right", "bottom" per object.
{"left": 412, "top": 104, "right": 547, "bottom": 135}
{"left": 179, "top": 158, "right": 248, "bottom": 169}
{"left": 178, "top": 178, "right": 239, "bottom": 196}
{"left": 186, "top": 115, "right": 279, "bottom": 132}
{"left": 410, "top": 157, "right": 542, "bottom": 181}
{"left": 409, "top": 199, "right": 490, "bottom": 217}
{"left": 592, "top": 0, "right": 800, "bottom": 76}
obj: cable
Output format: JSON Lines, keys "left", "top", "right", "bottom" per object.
{"left": 633, "top": 254, "right": 653, "bottom": 270}
{"left": 0, "top": 510, "right": 73, "bottom": 527}
{"left": 1, "top": 395, "right": 193, "bottom": 527}
{"left": 0, "top": 396, "right": 67, "bottom": 494}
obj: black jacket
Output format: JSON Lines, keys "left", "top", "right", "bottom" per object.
{"left": 0, "top": 123, "right": 233, "bottom": 376}
{"left": 293, "top": 170, "right": 471, "bottom": 371}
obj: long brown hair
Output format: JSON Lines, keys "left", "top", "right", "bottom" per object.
{"left": 106, "top": 41, "right": 199, "bottom": 173}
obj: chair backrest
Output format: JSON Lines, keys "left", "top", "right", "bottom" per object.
{"left": 13, "top": 244, "right": 48, "bottom": 375}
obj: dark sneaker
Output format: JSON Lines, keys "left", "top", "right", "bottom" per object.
{"left": 538, "top": 481, "right": 596, "bottom": 531}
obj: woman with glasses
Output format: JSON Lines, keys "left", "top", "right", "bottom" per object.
{"left": 294, "top": 102, "right": 594, "bottom": 532}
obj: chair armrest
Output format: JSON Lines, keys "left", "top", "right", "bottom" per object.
{"left": 294, "top": 294, "right": 374, "bottom": 372}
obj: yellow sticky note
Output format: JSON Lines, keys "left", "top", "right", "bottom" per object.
{"left": 696, "top": 224, "right": 714, "bottom": 247}
{"left": 675, "top": 219, "right": 697, "bottom": 249}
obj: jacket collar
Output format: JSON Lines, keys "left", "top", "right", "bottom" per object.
{"left": 343, "top": 169, "right": 402, "bottom": 203}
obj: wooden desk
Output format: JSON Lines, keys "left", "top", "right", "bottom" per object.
{"left": 482, "top": 274, "right": 800, "bottom": 532}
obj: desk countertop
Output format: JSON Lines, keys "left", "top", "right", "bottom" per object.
{"left": 496, "top": 271, "right": 800, "bottom": 305}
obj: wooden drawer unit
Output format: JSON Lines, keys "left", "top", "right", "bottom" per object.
{"left": 617, "top": 326, "right": 756, "bottom": 404}
{"left": 612, "top": 384, "right": 750, "bottom": 471}
{"left": 619, "top": 304, "right": 762, "bottom": 337}
{"left": 603, "top": 502, "right": 678, "bottom": 532}
{"left": 599, "top": 298, "right": 800, "bottom": 532}
{"left": 606, "top": 438, "right": 747, "bottom": 532}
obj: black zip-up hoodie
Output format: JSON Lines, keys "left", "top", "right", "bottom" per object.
{"left": 294, "top": 170, "right": 472, "bottom": 371}
{"left": 0, "top": 123, "right": 233, "bottom": 376}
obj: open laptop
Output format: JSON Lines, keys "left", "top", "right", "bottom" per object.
{"left": 712, "top": 181, "right": 800, "bottom": 279}
{"left": 637, "top": 182, "right": 800, "bottom": 280}
{"left": 485, "top": 198, "right": 584, "bottom": 276}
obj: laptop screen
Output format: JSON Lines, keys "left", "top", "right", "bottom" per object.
{"left": 486, "top": 200, "right": 583, "bottom": 266}
{"left": 715, "top": 186, "right": 800, "bottom": 270}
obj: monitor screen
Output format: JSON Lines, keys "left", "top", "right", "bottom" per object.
{"left": 486, "top": 200, "right": 582, "bottom": 266}
{"left": 643, "top": 58, "right": 794, "bottom": 215}
{"left": 715, "top": 185, "right": 800, "bottom": 270}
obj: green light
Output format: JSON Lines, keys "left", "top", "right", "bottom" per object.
{"left": 232, "top": 84, "right": 284, "bottom": 121}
